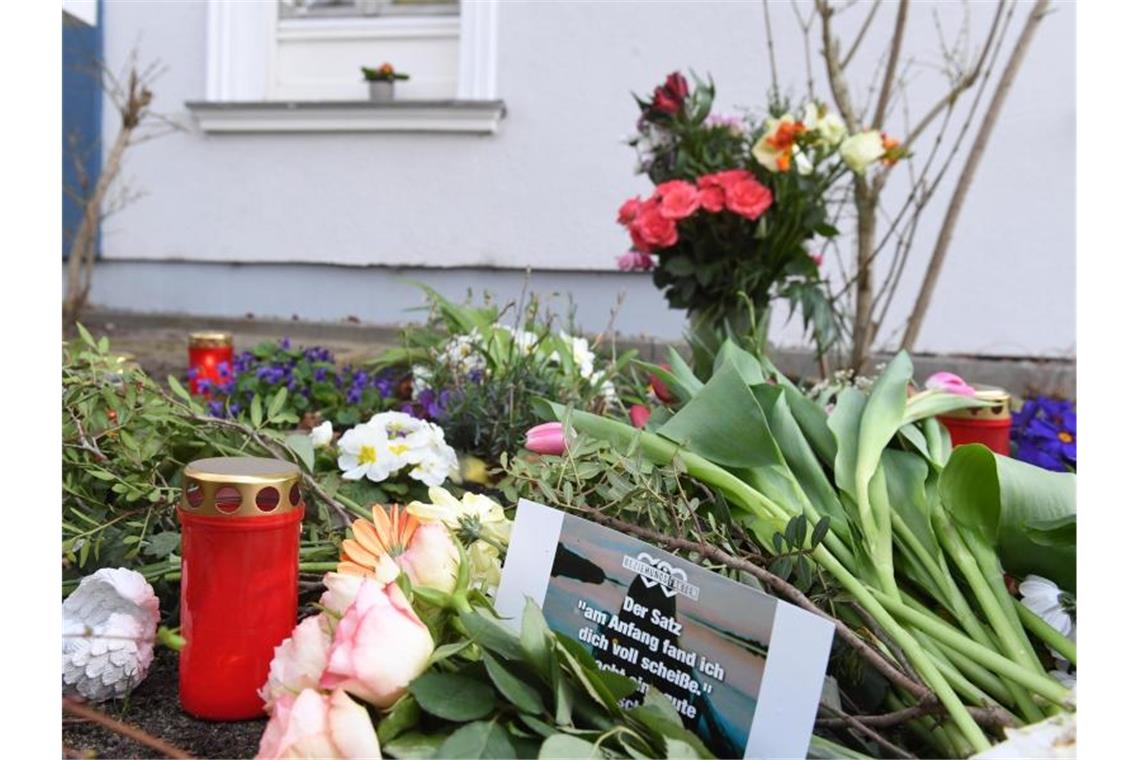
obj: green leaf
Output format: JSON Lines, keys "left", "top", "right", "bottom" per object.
{"left": 810, "top": 516, "right": 830, "bottom": 548}
{"left": 251, "top": 395, "right": 264, "bottom": 428}
{"left": 940, "top": 444, "right": 1076, "bottom": 591}
{"left": 485, "top": 654, "right": 546, "bottom": 715}
{"left": 382, "top": 732, "right": 445, "bottom": 759}
{"left": 539, "top": 734, "right": 600, "bottom": 759}
{"left": 459, "top": 608, "right": 527, "bottom": 661}
{"left": 657, "top": 364, "right": 782, "bottom": 469}
{"left": 267, "top": 386, "right": 288, "bottom": 418}
{"left": 376, "top": 696, "right": 420, "bottom": 744}
{"left": 428, "top": 638, "right": 475, "bottom": 666}
{"left": 436, "top": 721, "right": 516, "bottom": 759}
{"left": 285, "top": 432, "right": 315, "bottom": 472}
{"left": 408, "top": 672, "right": 495, "bottom": 722}
{"left": 76, "top": 323, "right": 97, "bottom": 348}
{"left": 144, "top": 531, "right": 180, "bottom": 558}
{"left": 167, "top": 376, "right": 193, "bottom": 404}
{"left": 520, "top": 598, "right": 553, "bottom": 674}
{"left": 517, "top": 713, "right": 559, "bottom": 738}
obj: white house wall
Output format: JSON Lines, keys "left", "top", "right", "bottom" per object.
{"left": 96, "top": 0, "right": 1075, "bottom": 358}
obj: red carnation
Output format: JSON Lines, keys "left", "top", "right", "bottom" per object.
{"left": 632, "top": 199, "right": 678, "bottom": 249}
{"left": 724, "top": 178, "right": 773, "bottom": 220}
{"left": 655, "top": 180, "right": 700, "bottom": 220}
{"left": 709, "top": 169, "right": 754, "bottom": 188}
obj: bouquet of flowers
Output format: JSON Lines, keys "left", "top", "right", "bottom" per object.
{"left": 618, "top": 72, "right": 903, "bottom": 352}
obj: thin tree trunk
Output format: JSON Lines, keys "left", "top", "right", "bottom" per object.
{"left": 900, "top": 0, "right": 1049, "bottom": 352}
{"left": 63, "top": 126, "right": 132, "bottom": 325}
{"left": 851, "top": 179, "right": 878, "bottom": 371}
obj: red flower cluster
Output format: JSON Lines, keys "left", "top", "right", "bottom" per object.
{"left": 617, "top": 170, "right": 773, "bottom": 258}
{"left": 650, "top": 72, "right": 689, "bottom": 117}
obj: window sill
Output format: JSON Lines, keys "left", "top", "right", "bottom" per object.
{"left": 186, "top": 99, "right": 506, "bottom": 135}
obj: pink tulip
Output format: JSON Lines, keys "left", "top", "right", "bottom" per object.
{"left": 629, "top": 404, "right": 652, "bottom": 429}
{"left": 259, "top": 616, "right": 332, "bottom": 711}
{"left": 524, "top": 422, "right": 567, "bottom": 455}
{"left": 319, "top": 579, "right": 434, "bottom": 709}
{"left": 924, "top": 371, "right": 976, "bottom": 396}
{"left": 256, "top": 689, "right": 380, "bottom": 760}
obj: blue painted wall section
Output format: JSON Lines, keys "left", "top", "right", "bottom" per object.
{"left": 62, "top": 7, "right": 103, "bottom": 259}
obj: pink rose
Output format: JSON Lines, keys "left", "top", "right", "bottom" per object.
{"left": 724, "top": 178, "right": 773, "bottom": 220}
{"left": 617, "top": 197, "right": 641, "bottom": 225}
{"left": 629, "top": 404, "right": 651, "bottom": 429}
{"left": 924, "top": 372, "right": 976, "bottom": 396}
{"left": 256, "top": 689, "right": 380, "bottom": 760}
{"left": 259, "top": 616, "right": 332, "bottom": 711}
{"left": 631, "top": 200, "right": 678, "bottom": 249}
{"left": 655, "top": 180, "right": 700, "bottom": 220}
{"left": 396, "top": 520, "right": 459, "bottom": 593}
{"left": 617, "top": 250, "right": 654, "bottom": 271}
{"left": 320, "top": 579, "right": 434, "bottom": 709}
{"left": 524, "top": 421, "right": 566, "bottom": 455}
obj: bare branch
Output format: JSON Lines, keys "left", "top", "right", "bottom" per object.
{"left": 815, "top": 0, "right": 860, "bottom": 130}
{"left": 871, "top": 0, "right": 909, "bottom": 128}
{"left": 762, "top": 0, "right": 780, "bottom": 97}
{"left": 901, "top": 0, "right": 1050, "bottom": 351}
{"left": 840, "top": 0, "right": 883, "bottom": 69}
{"left": 62, "top": 698, "right": 192, "bottom": 759}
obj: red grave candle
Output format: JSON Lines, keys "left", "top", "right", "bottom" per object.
{"left": 178, "top": 457, "right": 304, "bottom": 720}
{"left": 188, "top": 331, "right": 234, "bottom": 396}
{"left": 937, "top": 386, "right": 1012, "bottom": 455}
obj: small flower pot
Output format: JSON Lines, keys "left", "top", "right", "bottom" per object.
{"left": 368, "top": 80, "right": 395, "bottom": 102}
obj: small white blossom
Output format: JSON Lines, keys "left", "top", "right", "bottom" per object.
{"left": 309, "top": 420, "right": 333, "bottom": 448}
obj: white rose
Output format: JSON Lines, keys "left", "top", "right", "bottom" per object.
{"left": 818, "top": 111, "right": 847, "bottom": 147}
{"left": 839, "top": 130, "right": 886, "bottom": 174}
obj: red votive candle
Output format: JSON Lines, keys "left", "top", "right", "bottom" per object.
{"left": 178, "top": 457, "right": 304, "bottom": 720}
{"left": 938, "top": 386, "right": 1012, "bottom": 455}
{"left": 188, "top": 331, "right": 234, "bottom": 396}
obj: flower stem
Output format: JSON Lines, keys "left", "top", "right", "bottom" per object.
{"left": 1015, "top": 600, "right": 1076, "bottom": 666}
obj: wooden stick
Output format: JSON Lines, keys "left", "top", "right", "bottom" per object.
{"left": 62, "top": 698, "right": 194, "bottom": 759}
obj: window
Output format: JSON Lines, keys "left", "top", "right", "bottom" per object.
{"left": 191, "top": 0, "right": 501, "bottom": 133}
{"left": 279, "top": 1, "right": 459, "bottom": 20}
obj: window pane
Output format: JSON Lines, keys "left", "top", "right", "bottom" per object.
{"left": 279, "top": 0, "right": 458, "bottom": 19}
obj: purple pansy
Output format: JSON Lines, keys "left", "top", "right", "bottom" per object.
{"left": 1011, "top": 396, "right": 1076, "bottom": 472}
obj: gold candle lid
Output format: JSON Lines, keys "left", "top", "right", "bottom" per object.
{"left": 189, "top": 331, "right": 233, "bottom": 349}
{"left": 180, "top": 457, "right": 303, "bottom": 517}
{"left": 941, "top": 385, "right": 1011, "bottom": 420}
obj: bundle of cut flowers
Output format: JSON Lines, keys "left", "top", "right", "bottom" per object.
{"left": 255, "top": 489, "right": 711, "bottom": 759}
{"left": 534, "top": 341, "right": 1075, "bottom": 758}
{"left": 619, "top": 71, "right": 903, "bottom": 350}
{"left": 1011, "top": 396, "right": 1076, "bottom": 472}
{"left": 369, "top": 286, "right": 633, "bottom": 465}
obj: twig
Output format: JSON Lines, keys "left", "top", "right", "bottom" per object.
{"left": 840, "top": 0, "right": 882, "bottom": 69}
{"left": 900, "top": 0, "right": 1050, "bottom": 350}
{"left": 871, "top": 0, "right": 909, "bottom": 129}
{"left": 817, "top": 703, "right": 919, "bottom": 758}
{"left": 817, "top": 700, "right": 1011, "bottom": 730}
{"left": 62, "top": 698, "right": 193, "bottom": 759}
{"left": 762, "top": 0, "right": 780, "bottom": 97}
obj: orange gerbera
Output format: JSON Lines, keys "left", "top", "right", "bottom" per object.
{"left": 338, "top": 504, "right": 459, "bottom": 593}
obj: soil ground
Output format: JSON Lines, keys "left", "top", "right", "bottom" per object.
{"left": 62, "top": 648, "right": 265, "bottom": 759}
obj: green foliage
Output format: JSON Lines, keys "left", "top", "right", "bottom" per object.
{"left": 62, "top": 330, "right": 344, "bottom": 598}
{"left": 371, "top": 286, "right": 633, "bottom": 463}
{"left": 384, "top": 601, "right": 710, "bottom": 759}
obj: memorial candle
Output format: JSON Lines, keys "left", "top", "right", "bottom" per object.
{"left": 177, "top": 457, "right": 304, "bottom": 720}
{"left": 187, "top": 331, "right": 233, "bottom": 396}
{"left": 938, "top": 386, "right": 1012, "bottom": 455}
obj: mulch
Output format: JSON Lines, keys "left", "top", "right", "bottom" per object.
{"left": 62, "top": 648, "right": 266, "bottom": 759}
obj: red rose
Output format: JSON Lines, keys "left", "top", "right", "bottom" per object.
{"left": 617, "top": 197, "right": 641, "bottom": 225}
{"left": 664, "top": 72, "right": 689, "bottom": 100}
{"left": 632, "top": 200, "right": 678, "bottom": 248}
{"left": 629, "top": 404, "right": 652, "bottom": 429}
{"left": 652, "top": 87, "right": 683, "bottom": 116}
{"left": 628, "top": 223, "right": 651, "bottom": 252}
{"left": 655, "top": 180, "right": 700, "bottom": 220}
{"left": 724, "top": 178, "right": 773, "bottom": 220}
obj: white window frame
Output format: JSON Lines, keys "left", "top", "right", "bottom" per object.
{"left": 196, "top": 0, "right": 501, "bottom": 133}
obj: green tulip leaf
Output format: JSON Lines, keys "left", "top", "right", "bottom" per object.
{"left": 940, "top": 444, "right": 1076, "bottom": 591}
